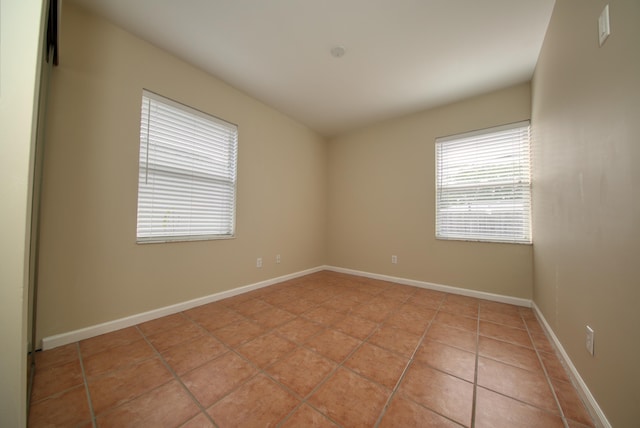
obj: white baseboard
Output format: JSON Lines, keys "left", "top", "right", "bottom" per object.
{"left": 325, "top": 265, "right": 532, "bottom": 307}
{"left": 41, "top": 266, "right": 324, "bottom": 350}
{"left": 532, "top": 303, "right": 611, "bottom": 428}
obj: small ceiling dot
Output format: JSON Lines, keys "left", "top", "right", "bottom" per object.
{"left": 330, "top": 46, "right": 346, "bottom": 58}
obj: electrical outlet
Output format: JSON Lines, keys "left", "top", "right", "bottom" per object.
{"left": 391, "top": 255, "right": 398, "bottom": 264}
{"left": 256, "top": 257, "right": 262, "bottom": 268}
{"left": 586, "top": 325, "right": 595, "bottom": 356}
{"left": 276, "top": 254, "right": 281, "bottom": 264}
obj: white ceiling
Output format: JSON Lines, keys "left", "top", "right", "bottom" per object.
{"left": 70, "top": 0, "right": 555, "bottom": 137}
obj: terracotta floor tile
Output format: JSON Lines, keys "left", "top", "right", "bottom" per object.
{"left": 383, "top": 309, "right": 432, "bottom": 336}
{"left": 138, "top": 313, "right": 190, "bottom": 337}
{"left": 351, "top": 301, "right": 395, "bottom": 323}
{"left": 340, "top": 289, "right": 375, "bottom": 303}
{"left": 379, "top": 394, "right": 461, "bottom": 428}
{"left": 308, "top": 367, "right": 389, "bottom": 427}
{"left": 445, "top": 294, "right": 480, "bottom": 308}
{"left": 434, "top": 312, "right": 477, "bottom": 332}
{"left": 538, "top": 350, "right": 570, "bottom": 383}
{"left": 279, "top": 404, "right": 339, "bottom": 428}
{"left": 477, "top": 357, "right": 558, "bottom": 413}
{"left": 34, "top": 343, "right": 78, "bottom": 369}
{"left": 96, "top": 380, "right": 200, "bottom": 428}
{"left": 567, "top": 419, "right": 596, "bottom": 428}
{"left": 88, "top": 357, "right": 173, "bottom": 415}
{"left": 147, "top": 322, "right": 205, "bottom": 352}
{"left": 478, "top": 336, "right": 541, "bottom": 371}
{"left": 211, "top": 318, "right": 265, "bottom": 348}
{"left": 304, "top": 289, "right": 335, "bottom": 304}
{"left": 407, "top": 291, "right": 445, "bottom": 310}
{"left": 440, "top": 300, "right": 479, "bottom": 318}
{"left": 530, "top": 332, "right": 556, "bottom": 354}
{"left": 237, "top": 332, "right": 297, "bottom": 369}
{"left": 321, "top": 296, "right": 360, "bottom": 313}
{"left": 301, "top": 306, "right": 345, "bottom": 326}
{"left": 258, "top": 290, "right": 295, "bottom": 306}
{"left": 368, "top": 325, "right": 422, "bottom": 358}
{"left": 232, "top": 298, "right": 275, "bottom": 317}
{"left": 474, "top": 386, "right": 564, "bottom": 428}
{"left": 398, "top": 361, "right": 473, "bottom": 427}
{"left": 415, "top": 340, "right": 476, "bottom": 382}
{"left": 275, "top": 297, "right": 318, "bottom": 315}
{"left": 305, "top": 328, "right": 361, "bottom": 363}
{"left": 332, "top": 314, "right": 378, "bottom": 340}
{"left": 184, "top": 305, "right": 244, "bottom": 332}
{"left": 181, "top": 352, "right": 257, "bottom": 408}
{"left": 424, "top": 322, "right": 477, "bottom": 353}
{"left": 266, "top": 346, "right": 336, "bottom": 397}
{"left": 378, "top": 285, "right": 416, "bottom": 302}
{"left": 83, "top": 339, "right": 156, "bottom": 378}
{"left": 479, "top": 309, "right": 526, "bottom": 330}
{"left": 31, "top": 359, "right": 84, "bottom": 403}
{"left": 275, "top": 317, "right": 325, "bottom": 344}
{"left": 28, "top": 385, "right": 91, "bottom": 427}
{"left": 524, "top": 317, "right": 546, "bottom": 336}
{"left": 479, "top": 320, "right": 533, "bottom": 348}
{"left": 400, "top": 302, "right": 439, "bottom": 320}
{"left": 161, "top": 335, "right": 228, "bottom": 375}
{"left": 79, "top": 327, "right": 143, "bottom": 357}
{"left": 344, "top": 342, "right": 409, "bottom": 389}
{"left": 479, "top": 300, "right": 521, "bottom": 316}
{"left": 179, "top": 412, "right": 216, "bottom": 427}
{"left": 552, "top": 379, "right": 595, "bottom": 427}
{"left": 208, "top": 374, "right": 298, "bottom": 428}
{"left": 220, "top": 293, "right": 255, "bottom": 308}
{"left": 248, "top": 306, "right": 296, "bottom": 329}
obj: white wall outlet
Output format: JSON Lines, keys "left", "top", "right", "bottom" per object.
{"left": 598, "top": 4, "right": 610, "bottom": 46}
{"left": 586, "top": 325, "right": 595, "bottom": 356}
{"left": 391, "top": 255, "right": 398, "bottom": 264}
{"left": 256, "top": 257, "right": 262, "bottom": 268}
{"left": 276, "top": 254, "right": 281, "bottom": 264}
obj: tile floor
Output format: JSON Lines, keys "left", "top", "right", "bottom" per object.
{"left": 29, "top": 271, "right": 596, "bottom": 427}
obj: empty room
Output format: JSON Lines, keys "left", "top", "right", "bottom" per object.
{"left": 1, "top": 0, "right": 638, "bottom": 427}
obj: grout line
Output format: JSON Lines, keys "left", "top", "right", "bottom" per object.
{"left": 136, "top": 326, "right": 220, "bottom": 428}
{"left": 76, "top": 342, "right": 98, "bottom": 428}
{"left": 523, "top": 316, "right": 570, "bottom": 428}
{"left": 470, "top": 307, "right": 480, "bottom": 428}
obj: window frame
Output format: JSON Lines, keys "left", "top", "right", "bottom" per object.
{"left": 435, "top": 121, "right": 532, "bottom": 245}
{"left": 135, "top": 90, "right": 238, "bottom": 244}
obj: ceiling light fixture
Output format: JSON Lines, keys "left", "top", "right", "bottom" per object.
{"left": 330, "top": 46, "right": 346, "bottom": 58}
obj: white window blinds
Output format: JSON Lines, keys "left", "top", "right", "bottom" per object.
{"left": 136, "top": 90, "right": 238, "bottom": 243}
{"left": 435, "top": 121, "right": 531, "bottom": 244}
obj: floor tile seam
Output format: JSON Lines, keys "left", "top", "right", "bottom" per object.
{"left": 477, "top": 332, "right": 536, "bottom": 350}
{"left": 139, "top": 329, "right": 221, "bottom": 428}
{"left": 83, "top": 353, "right": 163, "bottom": 381}
{"left": 476, "top": 385, "right": 567, "bottom": 419}
{"left": 521, "top": 314, "right": 571, "bottom": 428}
{"left": 372, "top": 315, "right": 435, "bottom": 428}
{"left": 470, "top": 308, "right": 480, "bottom": 428}
{"left": 28, "top": 382, "right": 87, "bottom": 406}
{"left": 392, "top": 392, "right": 468, "bottom": 428}
{"left": 76, "top": 342, "right": 98, "bottom": 428}
{"left": 78, "top": 336, "right": 146, "bottom": 360}
{"left": 475, "top": 353, "right": 543, "bottom": 374}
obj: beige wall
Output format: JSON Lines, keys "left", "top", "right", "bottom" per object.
{"left": 0, "top": 0, "right": 45, "bottom": 426}
{"left": 531, "top": 0, "right": 640, "bottom": 425}
{"left": 36, "top": 2, "right": 327, "bottom": 342}
{"left": 328, "top": 83, "right": 533, "bottom": 298}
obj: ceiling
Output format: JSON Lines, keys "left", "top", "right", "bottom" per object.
{"left": 70, "top": 0, "right": 555, "bottom": 137}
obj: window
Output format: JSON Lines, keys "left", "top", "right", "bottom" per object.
{"left": 435, "top": 121, "right": 531, "bottom": 244}
{"left": 136, "top": 90, "right": 238, "bottom": 243}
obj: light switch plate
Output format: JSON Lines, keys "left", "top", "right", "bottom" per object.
{"left": 598, "top": 4, "right": 610, "bottom": 46}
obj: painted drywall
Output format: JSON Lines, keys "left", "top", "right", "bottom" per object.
{"left": 327, "top": 83, "right": 533, "bottom": 298}
{"left": 36, "top": 2, "right": 327, "bottom": 343}
{"left": 531, "top": 0, "right": 640, "bottom": 425}
{"left": 0, "top": 0, "right": 45, "bottom": 426}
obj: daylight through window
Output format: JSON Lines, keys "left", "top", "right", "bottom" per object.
{"left": 435, "top": 121, "right": 531, "bottom": 244}
{"left": 136, "top": 90, "right": 238, "bottom": 243}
